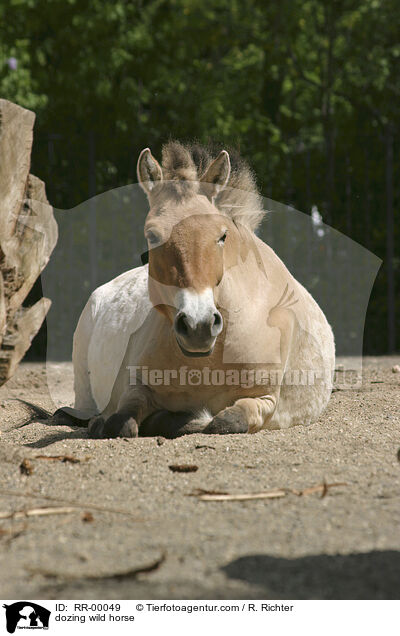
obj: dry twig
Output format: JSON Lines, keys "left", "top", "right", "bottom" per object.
{"left": 0, "top": 506, "right": 79, "bottom": 520}
{"left": 191, "top": 482, "right": 347, "bottom": 502}
{"left": 34, "top": 455, "right": 86, "bottom": 463}
{"left": 189, "top": 489, "right": 228, "bottom": 497}
{"left": 196, "top": 490, "right": 287, "bottom": 502}
{"left": 169, "top": 464, "right": 198, "bottom": 473}
{"left": 27, "top": 552, "right": 166, "bottom": 582}
{"left": 194, "top": 444, "right": 216, "bottom": 450}
{"left": 0, "top": 488, "right": 140, "bottom": 518}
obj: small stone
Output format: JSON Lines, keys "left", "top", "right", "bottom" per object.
{"left": 391, "top": 365, "right": 400, "bottom": 373}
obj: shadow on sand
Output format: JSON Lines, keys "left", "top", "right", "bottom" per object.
{"left": 29, "top": 550, "right": 400, "bottom": 600}
{"left": 222, "top": 550, "right": 400, "bottom": 599}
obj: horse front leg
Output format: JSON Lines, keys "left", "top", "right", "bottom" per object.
{"left": 88, "top": 384, "right": 154, "bottom": 439}
{"left": 203, "top": 394, "right": 278, "bottom": 435}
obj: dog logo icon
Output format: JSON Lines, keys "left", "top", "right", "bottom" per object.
{"left": 3, "top": 602, "right": 50, "bottom": 633}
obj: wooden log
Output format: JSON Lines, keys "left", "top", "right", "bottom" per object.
{"left": 0, "top": 99, "right": 58, "bottom": 386}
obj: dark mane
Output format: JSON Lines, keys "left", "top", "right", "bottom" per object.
{"left": 161, "top": 141, "right": 265, "bottom": 231}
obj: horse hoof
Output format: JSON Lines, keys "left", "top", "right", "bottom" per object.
{"left": 52, "top": 409, "right": 75, "bottom": 426}
{"left": 89, "top": 414, "right": 138, "bottom": 438}
{"left": 52, "top": 408, "right": 89, "bottom": 427}
{"left": 88, "top": 416, "right": 106, "bottom": 438}
{"left": 203, "top": 407, "right": 248, "bottom": 434}
{"left": 140, "top": 410, "right": 197, "bottom": 438}
{"left": 106, "top": 414, "right": 138, "bottom": 438}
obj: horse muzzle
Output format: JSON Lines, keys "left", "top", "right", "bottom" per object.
{"left": 173, "top": 288, "right": 223, "bottom": 356}
{"left": 174, "top": 309, "right": 223, "bottom": 357}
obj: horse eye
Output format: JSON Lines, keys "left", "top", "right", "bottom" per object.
{"left": 146, "top": 230, "right": 161, "bottom": 246}
{"left": 218, "top": 231, "right": 228, "bottom": 246}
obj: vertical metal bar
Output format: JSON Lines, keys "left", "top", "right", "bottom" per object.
{"left": 88, "top": 131, "right": 97, "bottom": 290}
{"left": 385, "top": 125, "right": 396, "bottom": 353}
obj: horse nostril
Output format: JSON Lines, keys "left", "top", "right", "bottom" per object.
{"left": 213, "top": 312, "right": 222, "bottom": 328}
{"left": 175, "top": 310, "right": 222, "bottom": 342}
{"left": 175, "top": 313, "right": 189, "bottom": 336}
{"left": 211, "top": 311, "right": 223, "bottom": 336}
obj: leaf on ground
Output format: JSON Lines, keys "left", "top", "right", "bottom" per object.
{"left": 20, "top": 459, "right": 34, "bottom": 475}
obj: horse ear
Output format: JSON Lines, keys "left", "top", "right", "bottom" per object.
{"left": 200, "top": 150, "right": 231, "bottom": 200}
{"left": 137, "top": 148, "right": 163, "bottom": 194}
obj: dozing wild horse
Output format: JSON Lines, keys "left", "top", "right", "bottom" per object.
{"left": 64, "top": 142, "right": 335, "bottom": 438}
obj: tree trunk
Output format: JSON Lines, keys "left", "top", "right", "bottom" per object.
{"left": 0, "top": 99, "right": 58, "bottom": 386}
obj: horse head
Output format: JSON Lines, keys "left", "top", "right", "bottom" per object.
{"left": 137, "top": 143, "right": 246, "bottom": 357}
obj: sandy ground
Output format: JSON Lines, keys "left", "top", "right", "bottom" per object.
{"left": 0, "top": 357, "right": 399, "bottom": 600}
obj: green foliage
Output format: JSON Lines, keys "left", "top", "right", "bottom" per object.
{"left": 0, "top": 0, "right": 398, "bottom": 353}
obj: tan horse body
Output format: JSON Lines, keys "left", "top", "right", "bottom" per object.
{"left": 71, "top": 142, "right": 335, "bottom": 438}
